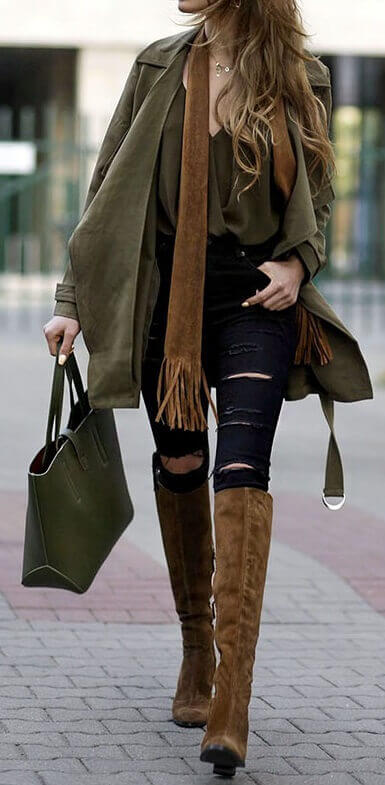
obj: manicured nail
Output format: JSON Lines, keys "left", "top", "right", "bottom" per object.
{"left": 58, "top": 354, "right": 67, "bottom": 365}
{"left": 241, "top": 301, "right": 250, "bottom": 307}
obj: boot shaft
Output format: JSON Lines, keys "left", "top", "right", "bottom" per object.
{"left": 152, "top": 452, "right": 215, "bottom": 634}
{"left": 202, "top": 486, "right": 273, "bottom": 764}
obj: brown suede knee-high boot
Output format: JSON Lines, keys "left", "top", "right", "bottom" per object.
{"left": 200, "top": 486, "right": 273, "bottom": 776}
{"left": 153, "top": 454, "right": 216, "bottom": 728}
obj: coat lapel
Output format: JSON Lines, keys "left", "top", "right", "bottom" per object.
{"left": 270, "top": 113, "right": 318, "bottom": 258}
{"left": 77, "top": 30, "right": 196, "bottom": 244}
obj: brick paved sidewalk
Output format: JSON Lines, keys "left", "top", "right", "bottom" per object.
{"left": 1, "top": 531, "right": 385, "bottom": 784}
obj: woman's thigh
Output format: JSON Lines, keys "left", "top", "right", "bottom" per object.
{"left": 141, "top": 247, "right": 209, "bottom": 460}
{"left": 210, "top": 307, "right": 297, "bottom": 493}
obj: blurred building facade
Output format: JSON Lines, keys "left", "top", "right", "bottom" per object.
{"left": 0, "top": 0, "right": 384, "bottom": 298}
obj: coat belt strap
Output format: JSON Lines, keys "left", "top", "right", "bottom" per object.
{"left": 319, "top": 393, "right": 346, "bottom": 510}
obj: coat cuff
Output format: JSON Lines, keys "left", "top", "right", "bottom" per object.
{"left": 291, "top": 241, "right": 320, "bottom": 285}
{"left": 53, "top": 300, "right": 79, "bottom": 320}
{"left": 54, "top": 282, "right": 76, "bottom": 302}
{"left": 54, "top": 282, "right": 79, "bottom": 320}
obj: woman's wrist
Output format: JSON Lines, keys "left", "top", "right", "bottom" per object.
{"left": 278, "top": 250, "right": 306, "bottom": 284}
{"left": 287, "top": 253, "right": 306, "bottom": 283}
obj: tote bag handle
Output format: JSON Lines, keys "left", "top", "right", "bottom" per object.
{"left": 41, "top": 338, "right": 89, "bottom": 470}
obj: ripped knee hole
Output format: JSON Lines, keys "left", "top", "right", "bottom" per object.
{"left": 223, "top": 372, "right": 272, "bottom": 380}
{"left": 218, "top": 462, "right": 255, "bottom": 471}
{"left": 160, "top": 451, "right": 205, "bottom": 474}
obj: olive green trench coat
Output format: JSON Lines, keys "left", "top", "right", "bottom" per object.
{"left": 53, "top": 26, "right": 373, "bottom": 508}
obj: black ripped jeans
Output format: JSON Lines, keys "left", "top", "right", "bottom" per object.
{"left": 141, "top": 230, "right": 298, "bottom": 495}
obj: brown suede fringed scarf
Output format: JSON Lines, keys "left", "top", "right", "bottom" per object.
{"left": 155, "top": 26, "right": 333, "bottom": 432}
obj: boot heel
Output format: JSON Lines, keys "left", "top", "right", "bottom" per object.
{"left": 200, "top": 744, "right": 245, "bottom": 777}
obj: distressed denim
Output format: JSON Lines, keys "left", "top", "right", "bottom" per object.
{"left": 141, "top": 230, "right": 298, "bottom": 494}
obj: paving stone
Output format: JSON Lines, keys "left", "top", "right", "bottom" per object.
{"left": 146, "top": 773, "right": 255, "bottom": 784}
{"left": 326, "top": 707, "right": 385, "bottom": 719}
{"left": 46, "top": 708, "right": 143, "bottom": 722}
{"left": 243, "top": 744, "right": 331, "bottom": 759}
{"left": 40, "top": 774, "right": 150, "bottom": 785}
{"left": 0, "top": 759, "right": 84, "bottom": 772}
{"left": 16, "top": 666, "right": 106, "bottom": 678}
{"left": 158, "top": 729, "right": 205, "bottom": 747}
{"left": 0, "top": 698, "right": 87, "bottom": 710}
{"left": 290, "top": 757, "right": 385, "bottom": 774}
{"left": 0, "top": 686, "right": 35, "bottom": 698}
{"left": 0, "top": 709, "right": 49, "bottom": 721}
{"left": 122, "top": 744, "right": 198, "bottom": 760}
{"left": 254, "top": 730, "right": 364, "bottom": 746}
{"left": 97, "top": 691, "right": 170, "bottom": 705}
{"left": 251, "top": 775, "right": 361, "bottom": 785}
{"left": 0, "top": 745, "right": 22, "bottom": 760}
{"left": 0, "top": 774, "right": 42, "bottom": 785}
{"left": 30, "top": 687, "right": 126, "bottom": 699}
{"left": 352, "top": 732, "right": 385, "bottom": 746}
{"left": 290, "top": 719, "right": 385, "bottom": 733}
{"left": 249, "top": 708, "right": 337, "bottom": 720}
{"left": 353, "top": 696, "right": 385, "bottom": 709}
{"left": 22, "top": 745, "right": 126, "bottom": 760}
{"left": 295, "top": 684, "right": 385, "bottom": 698}
{"left": 64, "top": 732, "right": 168, "bottom": 747}
{"left": 2, "top": 719, "right": 107, "bottom": 734}
{"left": 320, "top": 744, "right": 384, "bottom": 759}
{"left": 0, "top": 733, "right": 67, "bottom": 746}
{"left": 0, "top": 676, "right": 73, "bottom": 688}
{"left": 82, "top": 756, "right": 191, "bottom": 773}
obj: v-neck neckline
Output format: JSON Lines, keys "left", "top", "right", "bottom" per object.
{"left": 181, "top": 81, "right": 226, "bottom": 141}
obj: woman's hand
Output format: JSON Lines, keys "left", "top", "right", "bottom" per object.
{"left": 241, "top": 254, "right": 306, "bottom": 311}
{"left": 43, "top": 316, "right": 81, "bottom": 364}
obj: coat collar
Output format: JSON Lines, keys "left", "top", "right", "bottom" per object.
{"left": 136, "top": 28, "right": 198, "bottom": 68}
{"left": 136, "top": 26, "right": 330, "bottom": 87}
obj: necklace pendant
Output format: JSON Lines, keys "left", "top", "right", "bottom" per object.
{"left": 215, "top": 60, "right": 233, "bottom": 77}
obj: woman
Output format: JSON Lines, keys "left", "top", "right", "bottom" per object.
{"left": 43, "top": 0, "right": 373, "bottom": 777}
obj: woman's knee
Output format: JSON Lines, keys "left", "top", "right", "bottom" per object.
{"left": 160, "top": 453, "right": 204, "bottom": 474}
{"left": 213, "top": 461, "right": 270, "bottom": 494}
{"left": 152, "top": 449, "right": 210, "bottom": 493}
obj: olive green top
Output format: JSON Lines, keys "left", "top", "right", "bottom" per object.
{"left": 157, "top": 81, "right": 285, "bottom": 244}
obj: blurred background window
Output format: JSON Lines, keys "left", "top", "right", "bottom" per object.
{"left": 323, "top": 55, "right": 385, "bottom": 281}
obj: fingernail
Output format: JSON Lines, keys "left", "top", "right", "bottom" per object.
{"left": 241, "top": 302, "right": 250, "bottom": 307}
{"left": 58, "top": 354, "right": 67, "bottom": 365}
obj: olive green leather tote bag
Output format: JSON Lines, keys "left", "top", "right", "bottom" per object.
{"left": 22, "top": 337, "right": 134, "bottom": 593}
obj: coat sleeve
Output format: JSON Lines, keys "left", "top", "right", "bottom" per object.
{"left": 288, "top": 66, "right": 336, "bottom": 287}
{"left": 293, "top": 198, "right": 334, "bottom": 286}
{"left": 53, "top": 58, "right": 141, "bottom": 320}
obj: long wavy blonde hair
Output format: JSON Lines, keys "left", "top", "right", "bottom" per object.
{"left": 183, "top": 0, "right": 336, "bottom": 202}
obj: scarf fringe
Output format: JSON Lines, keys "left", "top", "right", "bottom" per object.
{"left": 294, "top": 302, "right": 334, "bottom": 366}
{"left": 155, "top": 356, "right": 219, "bottom": 431}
